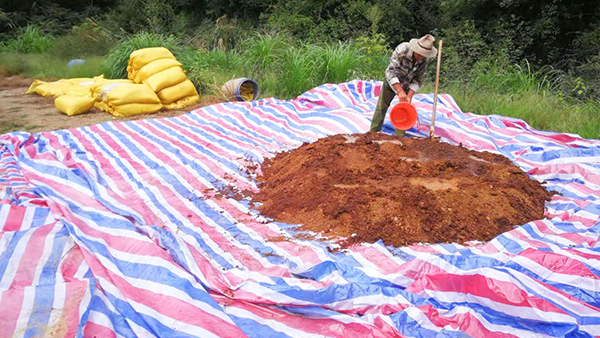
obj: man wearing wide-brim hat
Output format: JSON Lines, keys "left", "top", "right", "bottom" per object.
{"left": 370, "top": 34, "right": 438, "bottom": 135}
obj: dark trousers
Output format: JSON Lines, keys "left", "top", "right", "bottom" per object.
{"left": 370, "top": 80, "right": 406, "bottom": 136}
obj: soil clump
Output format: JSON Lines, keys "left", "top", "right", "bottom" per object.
{"left": 253, "top": 133, "right": 553, "bottom": 247}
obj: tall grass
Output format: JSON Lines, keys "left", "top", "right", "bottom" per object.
{"left": 0, "top": 53, "right": 104, "bottom": 78}
{"left": 277, "top": 46, "right": 317, "bottom": 97}
{"left": 179, "top": 35, "right": 374, "bottom": 99}
{"left": 177, "top": 35, "right": 598, "bottom": 139}
{"left": 445, "top": 86, "right": 600, "bottom": 139}
{"left": 435, "top": 57, "right": 600, "bottom": 139}
{"left": 1, "top": 29, "right": 598, "bottom": 139}
{"left": 243, "top": 33, "right": 289, "bottom": 71}
{"left": 469, "top": 59, "right": 563, "bottom": 96}
{"left": 1, "top": 26, "right": 53, "bottom": 53}
{"left": 0, "top": 54, "right": 30, "bottom": 76}
{"left": 318, "top": 43, "right": 364, "bottom": 84}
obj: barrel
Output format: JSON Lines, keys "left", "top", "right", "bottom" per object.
{"left": 221, "top": 78, "right": 260, "bottom": 102}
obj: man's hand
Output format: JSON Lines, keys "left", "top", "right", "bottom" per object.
{"left": 392, "top": 83, "right": 409, "bottom": 102}
{"left": 397, "top": 91, "right": 409, "bottom": 102}
{"left": 407, "top": 89, "right": 415, "bottom": 103}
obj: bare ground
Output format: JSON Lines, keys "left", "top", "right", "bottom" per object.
{"left": 0, "top": 76, "right": 225, "bottom": 134}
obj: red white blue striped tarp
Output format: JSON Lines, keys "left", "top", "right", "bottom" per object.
{"left": 1, "top": 80, "right": 599, "bottom": 337}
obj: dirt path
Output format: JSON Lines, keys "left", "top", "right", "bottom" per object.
{"left": 0, "top": 76, "right": 223, "bottom": 134}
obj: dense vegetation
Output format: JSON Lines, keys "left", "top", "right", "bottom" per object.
{"left": 1, "top": 0, "right": 599, "bottom": 137}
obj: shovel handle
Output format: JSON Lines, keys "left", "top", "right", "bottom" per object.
{"left": 430, "top": 40, "right": 443, "bottom": 138}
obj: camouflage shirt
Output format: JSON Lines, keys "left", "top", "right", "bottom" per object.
{"left": 385, "top": 42, "right": 427, "bottom": 94}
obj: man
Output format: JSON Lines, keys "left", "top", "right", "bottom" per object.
{"left": 370, "top": 34, "right": 438, "bottom": 134}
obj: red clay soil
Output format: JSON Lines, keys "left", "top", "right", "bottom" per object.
{"left": 253, "top": 133, "right": 553, "bottom": 247}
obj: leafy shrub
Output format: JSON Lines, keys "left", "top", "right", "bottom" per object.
{"left": 567, "top": 26, "right": 600, "bottom": 102}
{"left": 0, "top": 9, "right": 17, "bottom": 32}
{"left": 264, "top": 12, "right": 314, "bottom": 40}
{"left": 49, "top": 22, "right": 115, "bottom": 59}
{"left": 101, "top": 0, "right": 191, "bottom": 37}
{"left": 354, "top": 33, "right": 390, "bottom": 79}
{"left": 436, "top": 20, "right": 489, "bottom": 87}
{"left": 376, "top": 0, "right": 414, "bottom": 46}
{"left": 1, "top": 25, "right": 53, "bottom": 53}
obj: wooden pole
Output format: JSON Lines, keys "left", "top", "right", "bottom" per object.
{"left": 430, "top": 40, "right": 443, "bottom": 138}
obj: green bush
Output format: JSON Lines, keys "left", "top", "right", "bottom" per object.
{"left": 28, "top": 3, "right": 85, "bottom": 36}
{"left": 573, "top": 59, "right": 600, "bottom": 102}
{"left": 1, "top": 25, "right": 53, "bottom": 53}
{"left": 186, "top": 17, "right": 256, "bottom": 52}
{"left": 0, "top": 9, "right": 16, "bottom": 33}
{"left": 263, "top": 0, "right": 375, "bottom": 42}
{"left": 49, "top": 22, "right": 115, "bottom": 59}
{"left": 101, "top": 0, "right": 191, "bottom": 37}
{"left": 376, "top": 0, "right": 414, "bottom": 46}
{"left": 353, "top": 33, "right": 390, "bottom": 79}
{"left": 264, "top": 12, "right": 315, "bottom": 40}
{"left": 568, "top": 26, "right": 600, "bottom": 102}
{"left": 437, "top": 20, "right": 489, "bottom": 87}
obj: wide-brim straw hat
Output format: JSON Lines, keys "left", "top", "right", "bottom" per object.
{"left": 410, "top": 34, "right": 438, "bottom": 58}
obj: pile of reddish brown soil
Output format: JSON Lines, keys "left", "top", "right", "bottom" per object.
{"left": 252, "top": 133, "right": 553, "bottom": 247}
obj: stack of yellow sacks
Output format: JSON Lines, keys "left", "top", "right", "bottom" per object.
{"left": 127, "top": 47, "right": 200, "bottom": 110}
{"left": 94, "top": 82, "right": 163, "bottom": 117}
{"left": 25, "top": 47, "right": 199, "bottom": 117}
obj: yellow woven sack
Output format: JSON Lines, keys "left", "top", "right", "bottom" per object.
{"left": 94, "top": 100, "right": 109, "bottom": 112}
{"left": 26, "top": 78, "right": 95, "bottom": 97}
{"left": 95, "top": 100, "right": 162, "bottom": 117}
{"left": 128, "top": 47, "right": 175, "bottom": 71}
{"left": 26, "top": 80, "right": 68, "bottom": 96}
{"left": 91, "top": 79, "right": 133, "bottom": 99}
{"left": 157, "top": 79, "right": 198, "bottom": 104}
{"left": 98, "top": 83, "right": 163, "bottom": 117}
{"left": 108, "top": 103, "right": 163, "bottom": 117}
{"left": 144, "top": 66, "right": 187, "bottom": 93}
{"left": 133, "top": 58, "right": 182, "bottom": 83}
{"left": 54, "top": 95, "right": 95, "bottom": 116}
{"left": 105, "top": 83, "right": 162, "bottom": 106}
{"left": 163, "top": 94, "right": 200, "bottom": 110}
{"left": 127, "top": 69, "right": 137, "bottom": 81}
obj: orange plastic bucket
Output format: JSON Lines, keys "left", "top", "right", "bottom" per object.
{"left": 390, "top": 102, "right": 418, "bottom": 131}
